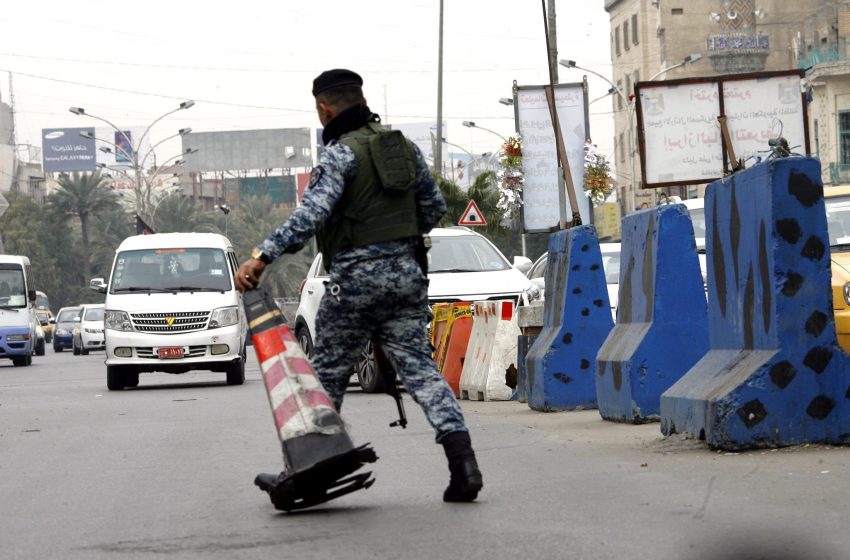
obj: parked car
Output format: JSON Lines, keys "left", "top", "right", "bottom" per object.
{"left": 53, "top": 306, "right": 81, "bottom": 352}
{"left": 35, "top": 309, "right": 53, "bottom": 343}
{"left": 73, "top": 304, "right": 105, "bottom": 355}
{"left": 525, "top": 243, "right": 622, "bottom": 320}
{"left": 825, "top": 185, "right": 850, "bottom": 353}
{"left": 294, "top": 227, "right": 535, "bottom": 392}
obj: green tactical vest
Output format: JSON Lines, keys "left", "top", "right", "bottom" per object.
{"left": 317, "top": 121, "right": 420, "bottom": 267}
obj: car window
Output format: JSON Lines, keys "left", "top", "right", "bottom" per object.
{"left": 602, "top": 253, "right": 621, "bottom": 284}
{"left": 826, "top": 194, "right": 850, "bottom": 249}
{"left": 57, "top": 309, "right": 81, "bottom": 322}
{"left": 84, "top": 307, "right": 104, "bottom": 321}
{"left": 688, "top": 207, "right": 706, "bottom": 239}
{"left": 528, "top": 255, "right": 548, "bottom": 279}
{"left": 429, "top": 235, "right": 509, "bottom": 272}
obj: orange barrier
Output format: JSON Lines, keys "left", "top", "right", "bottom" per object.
{"left": 436, "top": 303, "right": 473, "bottom": 397}
{"left": 430, "top": 303, "right": 451, "bottom": 356}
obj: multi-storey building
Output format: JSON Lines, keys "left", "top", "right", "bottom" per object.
{"left": 604, "top": 0, "right": 844, "bottom": 213}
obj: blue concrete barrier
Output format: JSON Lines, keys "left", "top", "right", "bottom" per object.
{"left": 661, "top": 157, "right": 850, "bottom": 449}
{"left": 526, "top": 226, "right": 614, "bottom": 411}
{"left": 596, "top": 204, "right": 709, "bottom": 423}
{"left": 513, "top": 333, "right": 536, "bottom": 402}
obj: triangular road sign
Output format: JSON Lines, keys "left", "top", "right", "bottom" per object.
{"left": 458, "top": 200, "right": 486, "bottom": 226}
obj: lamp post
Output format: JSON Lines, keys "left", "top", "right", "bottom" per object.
{"left": 560, "top": 55, "right": 702, "bottom": 214}
{"left": 69, "top": 101, "right": 195, "bottom": 219}
{"left": 148, "top": 185, "right": 183, "bottom": 231}
{"left": 216, "top": 204, "right": 231, "bottom": 237}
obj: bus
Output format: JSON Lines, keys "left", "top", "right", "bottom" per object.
{"left": 0, "top": 255, "right": 38, "bottom": 366}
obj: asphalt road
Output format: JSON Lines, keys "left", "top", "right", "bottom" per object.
{"left": 2, "top": 348, "right": 850, "bottom": 560}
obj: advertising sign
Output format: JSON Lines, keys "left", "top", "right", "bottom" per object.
{"left": 514, "top": 82, "right": 591, "bottom": 232}
{"left": 41, "top": 127, "right": 96, "bottom": 172}
{"left": 636, "top": 69, "right": 808, "bottom": 188}
{"left": 114, "top": 131, "right": 133, "bottom": 163}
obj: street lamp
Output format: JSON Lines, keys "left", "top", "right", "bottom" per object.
{"left": 216, "top": 204, "right": 231, "bottom": 237}
{"left": 498, "top": 98, "right": 514, "bottom": 106}
{"left": 648, "top": 53, "right": 703, "bottom": 81}
{"left": 69, "top": 101, "right": 195, "bottom": 218}
{"left": 462, "top": 120, "right": 507, "bottom": 142}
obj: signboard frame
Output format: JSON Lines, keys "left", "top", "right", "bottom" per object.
{"left": 513, "top": 81, "right": 591, "bottom": 233}
{"left": 635, "top": 69, "right": 810, "bottom": 189}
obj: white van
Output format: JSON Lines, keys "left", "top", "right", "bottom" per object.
{"left": 91, "top": 233, "right": 248, "bottom": 391}
{"left": 0, "top": 255, "right": 39, "bottom": 366}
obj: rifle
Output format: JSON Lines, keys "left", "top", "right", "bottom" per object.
{"left": 373, "top": 342, "right": 407, "bottom": 429}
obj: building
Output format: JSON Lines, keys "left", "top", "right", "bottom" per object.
{"left": 604, "top": 0, "right": 838, "bottom": 212}
{"left": 0, "top": 93, "right": 45, "bottom": 203}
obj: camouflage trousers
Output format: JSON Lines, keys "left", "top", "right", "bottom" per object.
{"left": 311, "top": 252, "right": 467, "bottom": 440}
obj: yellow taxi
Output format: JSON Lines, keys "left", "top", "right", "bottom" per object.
{"left": 825, "top": 185, "right": 850, "bottom": 352}
{"left": 35, "top": 309, "right": 53, "bottom": 343}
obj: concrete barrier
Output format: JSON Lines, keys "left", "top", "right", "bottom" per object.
{"left": 459, "top": 300, "right": 518, "bottom": 401}
{"left": 661, "top": 158, "right": 850, "bottom": 449}
{"left": 514, "top": 302, "right": 544, "bottom": 402}
{"left": 526, "top": 226, "right": 614, "bottom": 411}
{"left": 596, "top": 204, "right": 709, "bottom": 423}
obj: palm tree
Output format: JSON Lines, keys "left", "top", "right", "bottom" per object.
{"left": 48, "top": 171, "right": 122, "bottom": 281}
{"left": 150, "top": 194, "right": 216, "bottom": 234}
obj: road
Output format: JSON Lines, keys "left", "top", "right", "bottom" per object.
{"left": 2, "top": 348, "right": 849, "bottom": 559}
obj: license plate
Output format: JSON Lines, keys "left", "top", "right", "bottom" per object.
{"left": 158, "top": 347, "right": 184, "bottom": 359}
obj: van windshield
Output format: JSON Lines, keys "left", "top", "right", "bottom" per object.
{"left": 110, "top": 248, "right": 232, "bottom": 293}
{"left": 0, "top": 265, "right": 27, "bottom": 308}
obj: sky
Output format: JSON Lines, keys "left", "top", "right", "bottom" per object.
{"left": 0, "top": 0, "right": 615, "bottom": 169}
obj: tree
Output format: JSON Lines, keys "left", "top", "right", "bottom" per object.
{"left": 47, "top": 171, "right": 122, "bottom": 281}
{"left": 149, "top": 194, "right": 216, "bottom": 234}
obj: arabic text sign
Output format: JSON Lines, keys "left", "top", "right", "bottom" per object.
{"left": 516, "top": 83, "right": 589, "bottom": 232}
{"left": 637, "top": 70, "right": 807, "bottom": 187}
{"left": 42, "top": 127, "right": 96, "bottom": 172}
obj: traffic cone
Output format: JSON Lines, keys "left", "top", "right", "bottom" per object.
{"left": 244, "top": 288, "right": 377, "bottom": 512}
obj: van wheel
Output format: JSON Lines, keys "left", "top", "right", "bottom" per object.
{"left": 107, "top": 365, "right": 127, "bottom": 391}
{"left": 226, "top": 345, "right": 246, "bottom": 385}
{"left": 124, "top": 371, "right": 139, "bottom": 388}
{"left": 12, "top": 355, "right": 30, "bottom": 367}
{"left": 356, "top": 341, "right": 388, "bottom": 393}
{"left": 35, "top": 339, "right": 45, "bottom": 356}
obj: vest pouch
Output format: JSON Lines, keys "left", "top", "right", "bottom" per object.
{"left": 368, "top": 130, "right": 417, "bottom": 193}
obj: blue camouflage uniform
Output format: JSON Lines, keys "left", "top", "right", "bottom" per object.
{"left": 256, "top": 140, "right": 468, "bottom": 440}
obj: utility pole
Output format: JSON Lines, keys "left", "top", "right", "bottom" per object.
{"left": 435, "top": 0, "right": 444, "bottom": 175}
{"left": 8, "top": 72, "right": 18, "bottom": 193}
{"left": 547, "top": 1, "right": 558, "bottom": 84}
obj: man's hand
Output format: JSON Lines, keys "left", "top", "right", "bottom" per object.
{"left": 236, "top": 258, "right": 266, "bottom": 293}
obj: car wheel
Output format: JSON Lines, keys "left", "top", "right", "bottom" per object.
{"left": 73, "top": 340, "right": 80, "bottom": 355}
{"left": 12, "top": 355, "right": 30, "bottom": 367}
{"left": 35, "top": 339, "right": 45, "bottom": 356}
{"left": 53, "top": 341, "right": 62, "bottom": 353}
{"left": 226, "top": 346, "right": 246, "bottom": 386}
{"left": 296, "top": 326, "right": 313, "bottom": 358}
{"left": 81, "top": 345, "right": 89, "bottom": 356}
{"left": 356, "top": 341, "right": 388, "bottom": 393}
{"left": 107, "top": 365, "right": 127, "bottom": 391}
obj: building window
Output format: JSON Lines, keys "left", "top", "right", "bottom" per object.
{"left": 625, "top": 75, "right": 631, "bottom": 101}
{"left": 633, "top": 69, "right": 640, "bottom": 86}
{"left": 619, "top": 133, "right": 625, "bottom": 162}
{"left": 623, "top": 21, "right": 630, "bottom": 51}
{"left": 840, "top": 112, "right": 850, "bottom": 164}
{"left": 671, "top": 8, "right": 683, "bottom": 15}
{"left": 615, "top": 26, "right": 621, "bottom": 56}
{"left": 617, "top": 80, "right": 623, "bottom": 109}
{"left": 814, "top": 119, "right": 820, "bottom": 159}
{"left": 632, "top": 14, "right": 638, "bottom": 45}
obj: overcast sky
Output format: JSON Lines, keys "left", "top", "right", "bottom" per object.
{"left": 1, "top": 0, "right": 615, "bottom": 166}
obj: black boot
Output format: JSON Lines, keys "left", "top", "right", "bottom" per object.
{"left": 440, "top": 431, "right": 483, "bottom": 502}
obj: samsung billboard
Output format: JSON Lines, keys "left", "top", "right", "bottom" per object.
{"left": 42, "top": 128, "right": 96, "bottom": 172}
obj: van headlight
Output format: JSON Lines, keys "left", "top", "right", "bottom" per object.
{"left": 209, "top": 306, "right": 239, "bottom": 329}
{"left": 105, "top": 310, "right": 134, "bottom": 331}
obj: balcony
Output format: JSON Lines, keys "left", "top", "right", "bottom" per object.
{"left": 829, "top": 163, "right": 850, "bottom": 185}
{"left": 799, "top": 44, "right": 843, "bottom": 69}
{"left": 707, "top": 32, "right": 770, "bottom": 73}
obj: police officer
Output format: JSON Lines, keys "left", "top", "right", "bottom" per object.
{"left": 236, "top": 69, "right": 482, "bottom": 502}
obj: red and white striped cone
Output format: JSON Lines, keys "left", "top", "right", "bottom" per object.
{"left": 244, "top": 288, "right": 377, "bottom": 511}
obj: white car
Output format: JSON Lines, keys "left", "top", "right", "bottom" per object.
{"left": 294, "top": 227, "right": 535, "bottom": 392}
{"left": 526, "top": 243, "right": 622, "bottom": 320}
{"left": 73, "top": 303, "right": 105, "bottom": 355}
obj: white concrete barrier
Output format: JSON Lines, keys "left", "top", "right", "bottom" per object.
{"left": 459, "top": 300, "right": 518, "bottom": 401}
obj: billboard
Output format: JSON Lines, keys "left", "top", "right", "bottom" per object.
{"left": 514, "top": 82, "right": 591, "bottom": 232}
{"left": 239, "top": 176, "right": 297, "bottom": 205}
{"left": 636, "top": 69, "right": 809, "bottom": 188}
{"left": 42, "top": 127, "right": 96, "bottom": 172}
{"left": 182, "top": 128, "right": 312, "bottom": 172}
